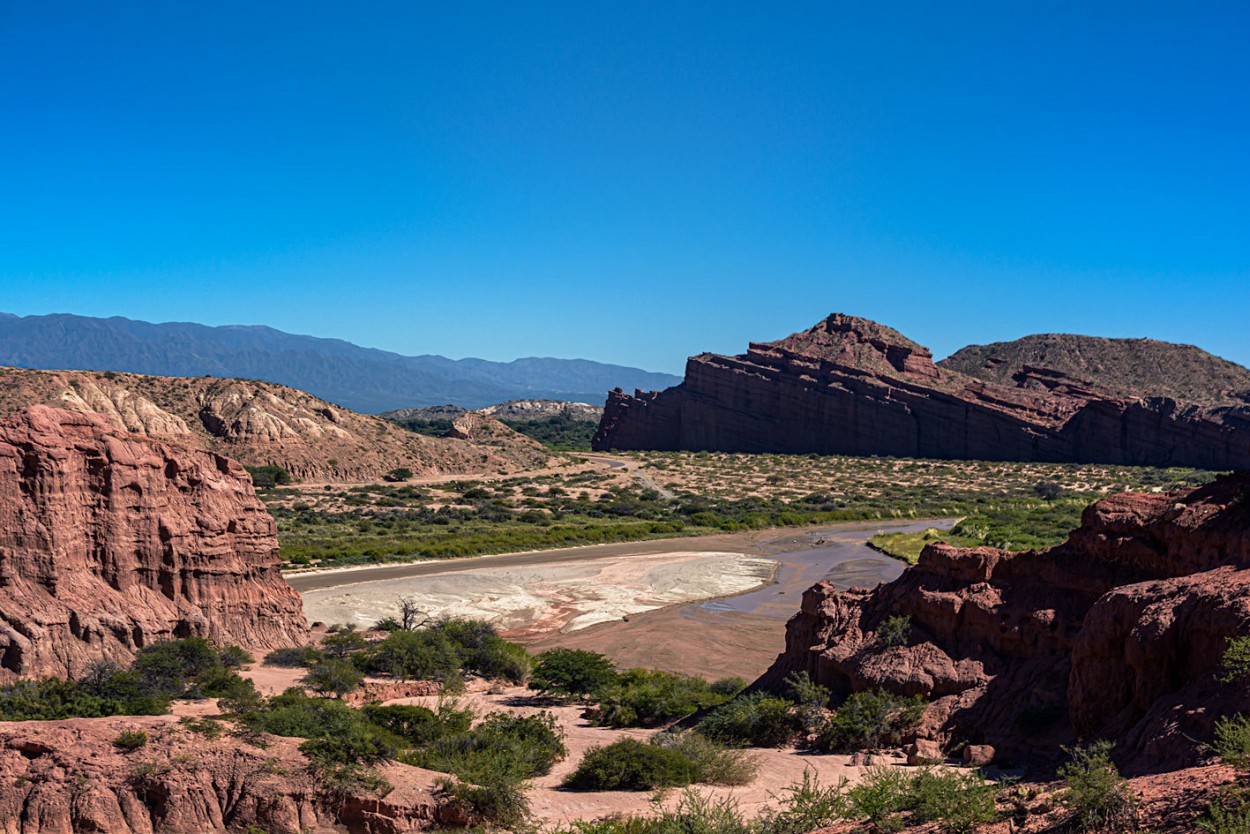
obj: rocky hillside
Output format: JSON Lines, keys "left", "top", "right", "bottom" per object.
{"left": 383, "top": 399, "right": 602, "bottom": 424}
{"left": 593, "top": 313, "right": 1250, "bottom": 470}
{"left": 0, "top": 717, "right": 464, "bottom": 833}
{"left": 0, "top": 312, "right": 682, "bottom": 411}
{"left": 759, "top": 473, "right": 1250, "bottom": 774}
{"left": 0, "top": 406, "right": 309, "bottom": 680}
{"left": 0, "top": 366, "right": 555, "bottom": 482}
{"left": 941, "top": 333, "right": 1250, "bottom": 406}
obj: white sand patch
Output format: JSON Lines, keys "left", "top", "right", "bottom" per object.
{"left": 299, "top": 551, "right": 776, "bottom": 634}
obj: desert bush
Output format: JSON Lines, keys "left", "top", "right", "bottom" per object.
{"left": 697, "top": 690, "right": 800, "bottom": 748}
{"left": 437, "top": 777, "right": 531, "bottom": 828}
{"left": 875, "top": 615, "right": 912, "bottom": 648}
{"left": 564, "top": 738, "right": 697, "bottom": 791}
{"left": 361, "top": 703, "right": 463, "bottom": 745}
{"left": 427, "top": 618, "right": 532, "bottom": 683}
{"left": 299, "top": 726, "right": 398, "bottom": 767}
{"left": 909, "top": 767, "right": 998, "bottom": 833}
{"left": 529, "top": 648, "right": 618, "bottom": 698}
{"left": 1198, "top": 802, "right": 1250, "bottom": 834}
{"left": 1214, "top": 714, "right": 1250, "bottom": 770}
{"left": 783, "top": 671, "right": 830, "bottom": 732}
{"left": 132, "top": 637, "right": 222, "bottom": 697}
{"left": 710, "top": 676, "right": 748, "bottom": 697}
{"left": 112, "top": 729, "right": 148, "bottom": 751}
{"left": 757, "top": 771, "right": 849, "bottom": 834}
{"left": 1058, "top": 741, "right": 1139, "bottom": 832}
{"left": 239, "top": 688, "right": 367, "bottom": 739}
{"left": 591, "top": 668, "right": 734, "bottom": 728}
{"left": 264, "top": 645, "right": 324, "bottom": 668}
{"left": 400, "top": 710, "right": 565, "bottom": 784}
{"left": 1220, "top": 636, "right": 1250, "bottom": 685}
{"left": 304, "top": 659, "right": 364, "bottom": 698}
{"left": 245, "top": 464, "right": 291, "bottom": 488}
{"left": 218, "top": 645, "right": 255, "bottom": 668}
{"left": 814, "top": 690, "right": 925, "bottom": 752}
{"left": 321, "top": 630, "right": 370, "bottom": 659}
{"left": 353, "top": 628, "right": 460, "bottom": 682}
{"left": 844, "top": 765, "right": 914, "bottom": 826}
{"left": 652, "top": 732, "right": 759, "bottom": 786}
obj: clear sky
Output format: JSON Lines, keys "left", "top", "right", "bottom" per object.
{"left": 1, "top": 2, "right": 1246, "bottom": 373}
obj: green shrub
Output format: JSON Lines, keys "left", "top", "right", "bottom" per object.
{"left": 844, "top": 765, "right": 914, "bottom": 825}
{"left": 400, "top": 710, "right": 565, "bottom": 784}
{"left": 783, "top": 671, "right": 830, "bottom": 732}
{"left": 1214, "top": 714, "right": 1250, "bottom": 771}
{"left": 321, "top": 631, "right": 370, "bottom": 659}
{"left": 1058, "top": 741, "right": 1139, "bottom": 832}
{"left": 815, "top": 690, "right": 925, "bottom": 752}
{"left": 709, "top": 676, "right": 748, "bottom": 697}
{"left": 697, "top": 690, "right": 800, "bottom": 748}
{"left": 112, "top": 729, "right": 148, "bottom": 752}
{"left": 240, "top": 688, "right": 367, "bottom": 739}
{"left": 909, "top": 767, "right": 998, "bottom": 833}
{"left": 218, "top": 645, "right": 255, "bottom": 668}
{"left": 0, "top": 676, "right": 169, "bottom": 721}
{"left": 437, "top": 777, "right": 531, "bottom": 828}
{"left": 529, "top": 648, "right": 618, "bottom": 698}
{"left": 427, "top": 618, "right": 532, "bottom": 683}
{"left": 304, "top": 659, "right": 364, "bottom": 698}
{"left": 362, "top": 703, "right": 455, "bottom": 745}
{"left": 299, "top": 726, "right": 398, "bottom": 767}
{"left": 264, "top": 645, "right": 325, "bottom": 668}
{"left": 758, "top": 771, "right": 849, "bottom": 834}
{"left": 875, "top": 615, "right": 912, "bottom": 649}
{"left": 564, "top": 738, "right": 698, "bottom": 791}
{"left": 132, "top": 637, "right": 221, "bottom": 697}
{"left": 651, "top": 732, "right": 758, "bottom": 786}
{"left": 246, "top": 464, "right": 292, "bottom": 488}
{"left": 1220, "top": 637, "right": 1250, "bottom": 685}
{"left": 1198, "top": 802, "right": 1250, "bottom": 834}
{"left": 354, "top": 629, "right": 461, "bottom": 682}
{"left": 591, "top": 668, "right": 734, "bottom": 728}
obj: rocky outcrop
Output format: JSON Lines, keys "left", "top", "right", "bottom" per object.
{"left": 759, "top": 474, "right": 1250, "bottom": 774}
{"left": 0, "top": 367, "right": 555, "bottom": 482}
{"left": 0, "top": 405, "right": 309, "bottom": 680}
{"left": 0, "top": 716, "right": 465, "bottom": 833}
{"left": 593, "top": 313, "right": 1250, "bottom": 470}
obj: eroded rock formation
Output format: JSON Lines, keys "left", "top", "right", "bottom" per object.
{"left": 0, "top": 405, "right": 309, "bottom": 680}
{"left": 593, "top": 313, "right": 1250, "bottom": 469}
{"left": 760, "top": 474, "right": 1250, "bottom": 774}
{"left": 0, "top": 717, "right": 464, "bottom": 833}
{"left": 0, "top": 367, "right": 555, "bottom": 482}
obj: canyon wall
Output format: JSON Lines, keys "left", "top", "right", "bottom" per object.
{"left": 0, "top": 405, "right": 309, "bottom": 680}
{"left": 594, "top": 314, "right": 1250, "bottom": 470}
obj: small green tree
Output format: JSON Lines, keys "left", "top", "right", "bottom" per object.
{"left": 1219, "top": 636, "right": 1250, "bottom": 684}
{"left": 304, "top": 660, "right": 364, "bottom": 698}
{"left": 875, "top": 615, "right": 912, "bottom": 649}
{"left": 385, "top": 467, "right": 414, "bottom": 482}
{"left": 529, "top": 649, "right": 618, "bottom": 698}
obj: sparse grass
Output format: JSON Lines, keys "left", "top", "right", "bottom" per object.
{"left": 267, "top": 452, "right": 1213, "bottom": 569}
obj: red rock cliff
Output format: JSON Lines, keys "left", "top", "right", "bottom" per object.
{"left": 593, "top": 313, "right": 1250, "bottom": 470}
{"left": 0, "top": 405, "right": 309, "bottom": 680}
{"left": 758, "top": 473, "right": 1250, "bottom": 774}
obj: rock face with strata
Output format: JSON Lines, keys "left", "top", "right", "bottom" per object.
{"left": 593, "top": 313, "right": 1250, "bottom": 470}
{"left": 759, "top": 473, "right": 1250, "bottom": 774}
{"left": 0, "top": 716, "right": 464, "bottom": 833}
{"left": 0, "top": 405, "right": 309, "bottom": 680}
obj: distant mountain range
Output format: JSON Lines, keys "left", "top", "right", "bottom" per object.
{"left": 0, "top": 313, "right": 682, "bottom": 412}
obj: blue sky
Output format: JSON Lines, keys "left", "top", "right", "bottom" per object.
{"left": 1, "top": 2, "right": 1246, "bottom": 373}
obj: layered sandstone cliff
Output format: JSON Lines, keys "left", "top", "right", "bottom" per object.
{"left": 0, "top": 367, "right": 555, "bottom": 482}
{"left": 0, "top": 405, "right": 309, "bottom": 680}
{"left": 0, "top": 716, "right": 464, "bottom": 833}
{"left": 759, "top": 473, "right": 1250, "bottom": 774}
{"left": 593, "top": 313, "right": 1250, "bottom": 469}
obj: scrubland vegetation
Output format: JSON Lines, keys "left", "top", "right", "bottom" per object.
{"left": 262, "top": 451, "right": 1214, "bottom": 569}
{"left": 4, "top": 624, "right": 1248, "bottom": 831}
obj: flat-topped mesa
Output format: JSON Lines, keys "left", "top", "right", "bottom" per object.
{"left": 0, "top": 405, "right": 309, "bottom": 680}
{"left": 592, "top": 312, "right": 1250, "bottom": 469}
{"left": 758, "top": 474, "right": 1250, "bottom": 774}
